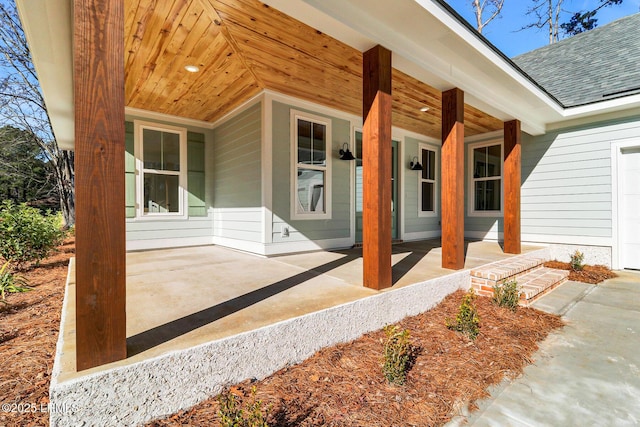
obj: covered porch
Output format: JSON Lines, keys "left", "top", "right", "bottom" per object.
{"left": 54, "top": 239, "right": 544, "bottom": 383}
{"left": 17, "top": 0, "right": 558, "bottom": 374}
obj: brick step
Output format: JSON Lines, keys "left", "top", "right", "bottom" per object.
{"left": 470, "top": 254, "right": 546, "bottom": 284}
{"left": 516, "top": 267, "right": 570, "bottom": 305}
{"left": 473, "top": 266, "right": 569, "bottom": 306}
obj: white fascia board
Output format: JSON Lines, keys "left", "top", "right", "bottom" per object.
{"left": 561, "top": 94, "right": 640, "bottom": 119}
{"left": 16, "top": 0, "right": 75, "bottom": 150}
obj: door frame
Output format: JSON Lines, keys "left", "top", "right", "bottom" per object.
{"left": 611, "top": 138, "right": 640, "bottom": 270}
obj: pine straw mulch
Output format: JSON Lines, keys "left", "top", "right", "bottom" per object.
{"left": 149, "top": 291, "right": 563, "bottom": 427}
{"left": 0, "top": 238, "right": 75, "bottom": 427}
{"left": 543, "top": 261, "right": 617, "bottom": 284}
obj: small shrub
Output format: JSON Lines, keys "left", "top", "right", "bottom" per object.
{"left": 570, "top": 250, "right": 585, "bottom": 271}
{"left": 382, "top": 324, "right": 412, "bottom": 385}
{"left": 492, "top": 280, "right": 520, "bottom": 311}
{"left": 218, "top": 386, "right": 269, "bottom": 427}
{"left": 0, "top": 262, "right": 30, "bottom": 304}
{"left": 0, "top": 200, "right": 67, "bottom": 269}
{"left": 446, "top": 289, "right": 480, "bottom": 340}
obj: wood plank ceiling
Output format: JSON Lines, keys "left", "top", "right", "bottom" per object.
{"left": 125, "top": 0, "right": 503, "bottom": 138}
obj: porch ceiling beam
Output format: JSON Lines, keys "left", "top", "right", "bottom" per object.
{"left": 362, "top": 45, "right": 392, "bottom": 290}
{"left": 74, "top": 0, "right": 127, "bottom": 370}
{"left": 503, "top": 120, "right": 522, "bottom": 254}
{"left": 441, "top": 88, "right": 465, "bottom": 270}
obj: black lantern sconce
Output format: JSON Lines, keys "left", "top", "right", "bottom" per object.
{"left": 338, "top": 142, "right": 355, "bottom": 160}
{"left": 410, "top": 156, "right": 423, "bottom": 171}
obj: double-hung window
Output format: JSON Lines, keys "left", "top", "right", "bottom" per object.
{"left": 469, "top": 141, "right": 503, "bottom": 215}
{"left": 291, "top": 111, "right": 331, "bottom": 219}
{"left": 135, "top": 122, "right": 187, "bottom": 217}
{"left": 418, "top": 144, "right": 437, "bottom": 216}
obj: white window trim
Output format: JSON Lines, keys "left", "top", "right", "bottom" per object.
{"left": 290, "top": 110, "right": 332, "bottom": 220}
{"left": 134, "top": 120, "right": 188, "bottom": 220}
{"left": 468, "top": 139, "right": 504, "bottom": 217}
{"left": 417, "top": 142, "right": 439, "bottom": 218}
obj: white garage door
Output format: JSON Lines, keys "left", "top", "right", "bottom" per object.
{"left": 621, "top": 147, "right": 640, "bottom": 270}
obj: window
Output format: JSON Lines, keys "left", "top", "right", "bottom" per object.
{"left": 469, "top": 141, "right": 502, "bottom": 215}
{"left": 135, "top": 122, "right": 187, "bottom": 217}
{"left": 291, "top": 111, "right": 331, "bottom": 219}
{"left": 418, "top": 145, "right": 437, "bottom": 216}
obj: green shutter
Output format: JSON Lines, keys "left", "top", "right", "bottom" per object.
{"left": 187, "top": 131, "right": 206, "bottom": 216}
{"left": 125, "top": 121, "right": 136, "bottom": 218}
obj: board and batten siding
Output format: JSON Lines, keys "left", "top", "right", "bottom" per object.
{"left": 124, "top": 118, "right": 213, "bottom": 250}
{"left": 271, "top": 101, "right": 351, "bottom": 246}
{"left": 521, "top": 116, "right": 640, "bottom": 243}
{"left": 404, "top": 137, "right": 441, "bottom": 239}
{"left": 211, "top": 102, "right": 263, "bottom": 244}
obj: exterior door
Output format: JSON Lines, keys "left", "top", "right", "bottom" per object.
{"left": 354, "top": 131, "right": 399, "bottom": 242}
{"left": 621, "top": 147, "right": 640, "bottom": 269}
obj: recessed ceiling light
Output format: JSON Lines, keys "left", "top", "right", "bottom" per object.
{"left": 184, "top": 65, "right": 200, "bottom": 73}
{"left": 420, "top": 106, "right": 430, "bottom": 112}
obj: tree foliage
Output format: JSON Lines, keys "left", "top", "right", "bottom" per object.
{"left": 471, "top": 0, "right": 506, "bottom": 34}
{"left": 523, "top": 0, "right": 626, "bottom": 43}
{"left": 0, "top": 0, "right": 75, "bottom": 225}
{"left": 0, "top": 125, "right": 56, "bottom": 206}
{"left": 560, "top": 0, "right": 624, "bottom": 36}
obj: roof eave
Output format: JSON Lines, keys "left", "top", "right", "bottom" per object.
{"left": 16, "top": 0, "right": 74, "bottom": 150}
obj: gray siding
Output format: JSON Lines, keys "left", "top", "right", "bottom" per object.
{"left": 522, "top": 117, "right": 640, "bottom": 239}
{"left": 212, "top": 103, "right": 262, "bottom": 208}
{"left": 211, "top": 102, "right": 263, "bottom": 243}
{"left": 464, "top": 134, "right": 502, "bottom": 239}
{"left": 126, "top": 217, "right": 214, "bottom": 241}
{"left": 271, "top": 101, "right": 350, "bottom": 242}
{"left": 124, "top": 115, "right": 214, "bottom": 244}
{"left": 404, "top": 137, "right": 441, "bottom": 236}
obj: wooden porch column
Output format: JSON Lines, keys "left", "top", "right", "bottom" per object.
{"left": 74, "top": 0, "right": 127, "bottom": 370}
{"left": 362, "top": 45, "right": 392, "bottom": 290}
{"left": 503, "top": 120, "right": 522, "bottom": 254}
{"left": 441, "top": 88, "right": 465, "bottom": 270}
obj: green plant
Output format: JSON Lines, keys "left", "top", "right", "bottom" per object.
{"left": 218, "top": 386, "right": 269, "bottom": 427}
{"left": 492, "top": 280, "right": 520, "bottom": 311}
{"left": 0, "top": 200, "right": 67, "bottom": 269}
{"left": 382, "top": 324, "right": 413, "bottom": 385}
{"left": 570, "top": 250, "right": 585, "bottom": 271}
{"left": 446, "top": 289, "right": 480, "bottom": 340}
{"left": 0, "top": 262, "right": 30, "bottom": 304}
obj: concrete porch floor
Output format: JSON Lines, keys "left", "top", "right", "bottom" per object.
{"left": 56, "top": 239, "right": 543, "bottom": 383}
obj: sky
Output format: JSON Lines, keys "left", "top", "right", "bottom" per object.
{"left": 444, "top": 0, "right": 640, "bottom": 57}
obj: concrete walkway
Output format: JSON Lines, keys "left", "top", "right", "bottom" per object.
{"left": 449, "top": 270, "right": 640, "bottom": 427}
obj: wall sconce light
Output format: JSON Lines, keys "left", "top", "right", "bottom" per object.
{"left": 410, "top": 156, "right": 423, "bottom": 171}
{"left": 338, "top": 143, "right": 355, "bottom": 160}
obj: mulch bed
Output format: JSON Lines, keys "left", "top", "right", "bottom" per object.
{"left": 150, "top": 291, "right": 563, "bottom": 427}
{"left": 544, "top": 261, "right": 617, "bottom": 284}
{"left": 0, "top": 238, "right": 74, "bottom": 427}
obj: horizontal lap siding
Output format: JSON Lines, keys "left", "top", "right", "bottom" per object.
{"left": 271, "top": 101, "right": 350, "bottom": 243}
{"left": 126, "top": 217, "right": 214, "bottom": 241}
{"left": 212, "top": 103, "right": 262, "bottom": 243}
{"left": 212, "top": 103, "right": 262, "bottom": 208}
{"left": 404, "top": 137, "right": 440, "bottom": 236}
{"left": 124, "top": 116, "right": 213, "bottom": 245}
{"left": 522, "top": 116, "right": 640, "bottom": 240}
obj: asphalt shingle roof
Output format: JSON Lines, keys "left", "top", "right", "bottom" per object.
{"left": 512, "top": 13, "right": 640, "bottom": 107}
